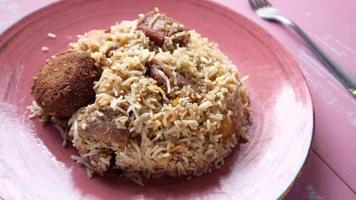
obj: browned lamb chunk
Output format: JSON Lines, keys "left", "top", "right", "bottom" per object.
{"left": 137, "top": 9, "right": 190, "bottom": 49}
{"left": 70, "top": 105, "right": 130, "bottom": 175}
{"left": 145, "top": 60, "right": 195, "bottom": 94}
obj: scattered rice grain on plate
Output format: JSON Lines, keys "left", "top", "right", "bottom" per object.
{"left": 41, "top": 46, "right": 49, "bottom": 52}
{"left": 47, "top": 33, "right": 56, "bottom": 39}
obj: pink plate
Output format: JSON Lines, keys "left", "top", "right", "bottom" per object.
{"left": 0, "top": 0, "right": 313, "bottom": 199}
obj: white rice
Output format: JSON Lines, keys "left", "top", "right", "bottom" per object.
{"left": 30, "top": 9, "right": 250, "bottom": 185}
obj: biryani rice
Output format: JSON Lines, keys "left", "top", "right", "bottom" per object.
{"left": 30, "top": 9, "right": 250, "bottom": 185}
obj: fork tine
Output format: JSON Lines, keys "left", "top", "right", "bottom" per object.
{"left": 253, "top": 0, "right": 263, "bottom": 8}
{"left": 248, "top": 0, "right": 258, "bottom": 10}
{"left": 260, "top": 0, "right": 272, "bottom": 7}
{"left": 256, "top": 0, "right": 265, "bottom": 8}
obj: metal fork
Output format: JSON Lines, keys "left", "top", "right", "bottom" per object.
{"left": 249, "top": 0, "right": 356, "bottom": 98}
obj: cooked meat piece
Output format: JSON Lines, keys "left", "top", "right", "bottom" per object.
{"left": 140, "top": 28, "right": 165, "bottom": 47}
{"left": 31, "top": 50, "right": 101, "bottom": 118}
{"left": 118, "top": 102, "right": 129, "bottom": 111}
{"left": 73, "top": 105, "right": 130, "bottom": 148}
{"left": 137, "top": 9, "right": 190, "bottom": 48}
{"left": 70, "top": 105, "right": 130, "bottom": 175}
{"left": 176, "top": 72, "right": 190, "bottom": 88}
{"left": 146, "top": 60, "right": 167, "bottom": 89}
{"left": 79, "top": 120, "right": 129, "bottom": 148}
{"left": 146, "top": 60, "right": 196, "bottom": 93}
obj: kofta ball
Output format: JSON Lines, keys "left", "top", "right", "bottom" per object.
{"left": 31, "top": 50, "right": 101, "bottom": 118}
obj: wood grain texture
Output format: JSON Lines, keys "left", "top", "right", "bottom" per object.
{"left": 3, "top": 0, "right": 356, "bottom": 199}
{"left": 216, "top": 0, "right": 356, "bottom": 198}
{"left": 257, "top": 1, "right": 356, "bottom": 191}
{"left": 0, "top": 0, "right": 313, "bottom": 199}
{"left": 286, "top": 151, "right": 356, "bottom": 200}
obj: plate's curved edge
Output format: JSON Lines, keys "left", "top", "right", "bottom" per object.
{"left": 189, "top": 0, "right": 315, "bottom": 199}
{"left": 279, "top": 110, "right": 315, "bottom": 200}
{"left": 0, "top": 0, "right": 66, "bottom": 51}
{"left": 0, "top": 0, "right": 315, "bottom": 199}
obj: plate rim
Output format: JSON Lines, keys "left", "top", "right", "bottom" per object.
{"left": 199, "top": 2, "right": 315, "bottom": 199}
{"left": 0, "top": 0, "right": 315, "bottom": 199}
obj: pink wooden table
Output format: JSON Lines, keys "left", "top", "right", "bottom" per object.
{"left": 1, "top": 0, "right": 355, "bottom": 199}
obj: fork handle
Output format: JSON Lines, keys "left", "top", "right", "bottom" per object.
{"left": 277, "top": 16, "right": 356, "bottom": 97}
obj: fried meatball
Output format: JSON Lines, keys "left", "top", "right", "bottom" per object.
{"left": 31, "top": 50, "right": 101, "bottom": 118}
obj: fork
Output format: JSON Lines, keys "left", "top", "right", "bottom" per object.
{"left": 249, "top": 0, "right": 356, "bottom": 98}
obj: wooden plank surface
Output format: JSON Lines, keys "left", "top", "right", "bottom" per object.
{"left": 1, "top": 0, "right": 355, "bottom": 199}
